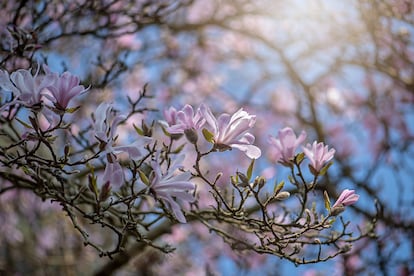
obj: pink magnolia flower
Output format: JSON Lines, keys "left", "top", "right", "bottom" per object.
{"left": 268, "top": 127, "right": 307, "bottom": 164}
{"left": 38, "top": 107, "right": 60, "bottom": 131}
{"left": 303, "top": 141, "right": 336, "bottom": 173}
{"left": 149, "top": 155, "right": 195, "bottom": 223}
{"left": 94, "top": 103, "right": 151, "bottom": 186}
{"left": 102, "top": 161, "right": 124, "bottom": 188}
{"left": 0, "top": 66, "right": 56, "bottom": 109}
{"left": 201, "top": 104, "right": 261, "bottom": 159}
{"left": 166, "top": 104, "right": 205, "bottom": 134}
{"left": 43, "top": 66, "right": 88, "bottom": 109}
{"left": 332, "top": 189, "right": 359, "bottom": 208}
{"left": 94, "top": 103, "right": 123, "bottom": 145}
{"left": 162, "top": 106, "right": 178, "bottom": 126}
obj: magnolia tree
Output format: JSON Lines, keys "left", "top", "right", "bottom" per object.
{"left": 0, "top": 0, "right": 413, "bottom": 275}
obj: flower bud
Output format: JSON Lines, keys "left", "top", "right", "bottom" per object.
{"left": 184, "top": 128, "right": 198, "bottom": 144}
{"left": 341, "top": 244, "right": 352, "bottom": 253}
{"left": 330, "top": 205, "right": 345, "bottom": 216}
{"left": 275, "top": 191, "right": 290, "bottom": 201}
{"left": 106, "top": 153, "right": 116, "bottom": 163}
{"left": 171, "top": 133, "right": 183, "bottom": 140}
{"left": 255, "top": 176, "right": 265, "bottom": 189}
{"left": 99, "top": 181, "right": 112, "bottom": 202}
{"left": 236, "top": 172, "right": 249, "bottom": 187}
{"left": 64, "top": 144, "right": 71, "bottom": 156}
{"left": 213, "top": 143, "right": 232, "bottom": 152}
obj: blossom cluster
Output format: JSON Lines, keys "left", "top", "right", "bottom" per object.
{"left": 0, "top": 65, "right": 361, "bottom": 264}
{"left": 163, "top": 104, "right": 262, "bottom": 159}
{"left": 93, "top": 103, "right": 151, "bottom": 187}
{"left": 163, "top": 105, "right": 338, "bottom": 177}
{"left": 268, "top": 127, "right": 336, "bottom": 173}
{"left": 0, "top": 65, "right": 87, "bottom": 111}
{"left": 162, "top": 105, "right": 358, "bottom": 216}
{"left": 0, "top": 64, "right": 360, "bottom": 225}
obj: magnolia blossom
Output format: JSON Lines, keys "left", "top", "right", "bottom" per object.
{"left": 166, "top": 104, "right": 205, "bottom": 134}
{"left": 0, "top": 66, "right": 56, "bottom": 108}
{"left": 43, "top": 66, "right": 87, "bottom": 109}
{"left": 94, "top": 103, "right": 151, "bottom": 186}
{"left": 268, "top": 127, "right": 307, "bottom": 164}
{"left": 332, "top": 189, "right": 360, "bottom": 208}
{"left": 37, "top": 107, "right": 60, "bottom": 131}
{"left": 149, "top": 155, "right": 195, "bottom": 223}
{"left": 163, "top": 106, "right": 178, "bottom": 126}
{"left": 303, "top": 141, "right": 336, "bottom": 173}
{"left": 201, "top": 105, "right": 261, "bottom": 159}
{"left": 102, "top": 161, "right": 124, "bottom": 188}
{"left": 94, "top": 103, "right": 122, "bottom": 145}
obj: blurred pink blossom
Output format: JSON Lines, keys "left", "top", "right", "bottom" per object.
{"left": 326, "top": 125, "right": 355, "bottom": 159}
{"left": 116, "top": 34, "right": 141, "bottom": 50}
{"left": 271, "top": 87, "right": 298, "bottom": 114}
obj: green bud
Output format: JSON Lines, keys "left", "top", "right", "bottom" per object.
{"left": 274, "top": 180, "right": 285, "bottom": 194}
{"left": 88, "top": 174, "right": 99, "bottom": 199}
{"left": 246, "top": 159, "right": 255, "bottom": 180}
{"left": 323, "top": 190, "right": 331, "bottom": 212}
